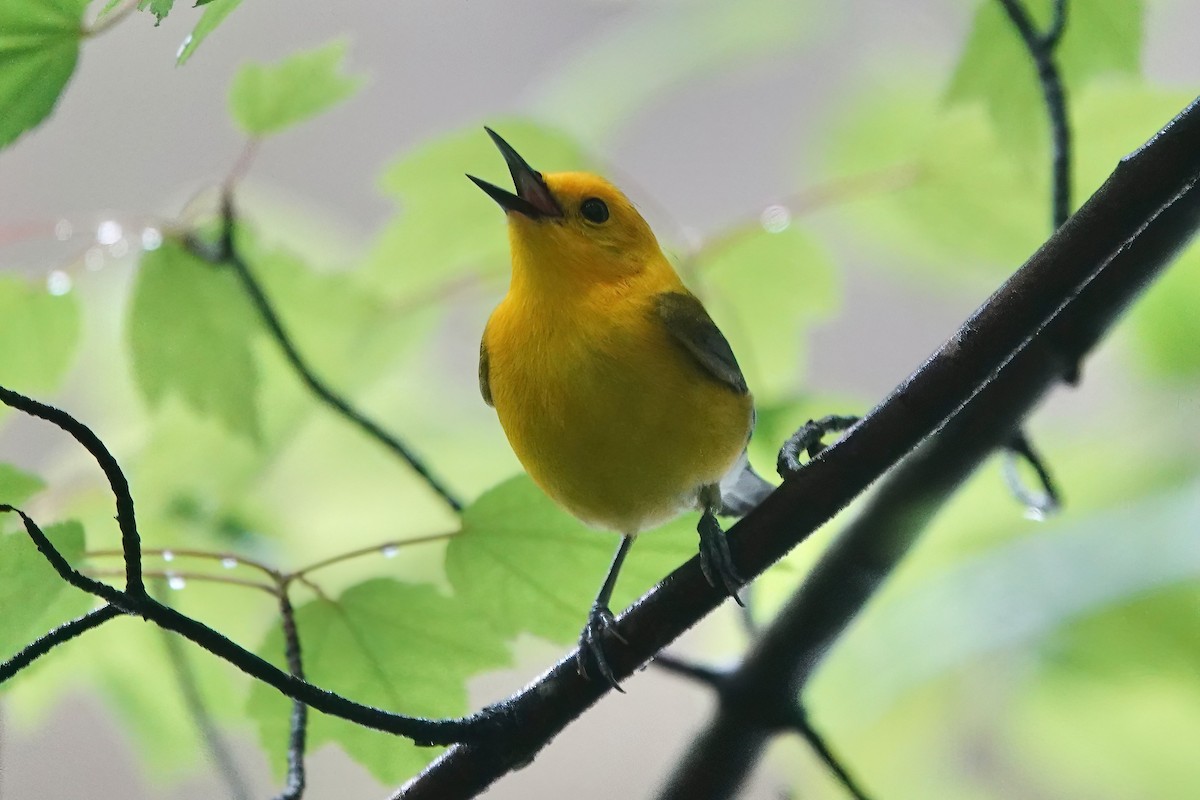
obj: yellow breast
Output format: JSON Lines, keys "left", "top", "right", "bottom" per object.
{"left": 484, "top": 275, "right": 754, "bottom": 534}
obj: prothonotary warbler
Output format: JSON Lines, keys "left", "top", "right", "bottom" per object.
{"left": 468, "top": 128, "right": 775, "bottom": 686}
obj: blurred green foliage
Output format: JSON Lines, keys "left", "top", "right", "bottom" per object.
{"left": 1, "top": 1, "right": 1199, "bottom": 797}
{"left": 229, "top": 40, "right": 365, "bottom": 137}
{"left": 0, "top": 0, "right": 86, "bottom": 148}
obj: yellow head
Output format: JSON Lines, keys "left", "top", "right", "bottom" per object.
{"left": 468, "top": 128, "right": 666, "bottom": 291}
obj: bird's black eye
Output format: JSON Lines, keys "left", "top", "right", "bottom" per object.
{"left": 580, "top": 197, "right": 609, "bottom": 223}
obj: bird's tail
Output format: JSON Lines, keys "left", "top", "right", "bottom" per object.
{"left": 718, "top": 451, "right": 776, "bottom": 517}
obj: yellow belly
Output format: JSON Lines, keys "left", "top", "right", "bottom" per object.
{"left": 485, "top": 290, "right": 753, "bottom": 534}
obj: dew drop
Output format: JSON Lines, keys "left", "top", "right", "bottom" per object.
{"left": 760, "top": 204, "right": 791, "bottom": 233}
{"left": 141, "top": 228, "right": 163, "bottom": 251}
{"left": 46, "top": 271, "right": 72, "bottom": 296}
{"left": 162, "top": 549, "right": 176, "bottom": 562}
{"left": 381, "top": 544, "right": 400, "bottom": 559}
{"left": 54, "top": 219, "right": 73, "bottom": 241}
{"left": 97, "top": 220, "right": 123, "bottom": 246}
{"left": 84, "top": 247, "right": 105, "bottom": 272}
{"left": 1024, "top": 507, "right": 1047, "bottom": 522}
{"left": 176, "top": 35, "right": 192, "bottom": 60}
{"left": 220, "top": 557, "right": 238, "bottom": 569}
{"left": 167, "top": 573, "right": 186, "bottom": 590}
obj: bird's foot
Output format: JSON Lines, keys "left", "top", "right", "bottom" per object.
{"left": 698, "top": 511, "right": 744, "bottom": 604}
{"left": 777, "top": 414, "right": 861, "bottom": 478}
{"left": 576, "top": 602, "right": 627, "bottom": 691}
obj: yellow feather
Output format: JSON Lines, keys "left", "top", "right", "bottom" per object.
{"left": 482, "top": 171, "right": 754, "bottom": 534}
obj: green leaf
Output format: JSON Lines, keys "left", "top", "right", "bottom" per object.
{"left": 229, "top": 40, "right": 365, "bottom": 137}
{"left": 127, "top": 237, "right": 263, "bottom": 440}
{"left": 246, "top": 579, "right": 510, "bottom": 784}
{"left": 445, "top": 476, "right": 698, "bottom": 645}
{"left": 693, "top": 225, "right": 838, "bottom": 400}
{"left": 827, "top": 79, "right": 1195, "bottom": 281}
{"left": 0, "top": 0, "right": 87, "bottom": 149}
{"left": 136, "top": 0, "right": 173, "bottom": 24}
{"left": 826, "top": 83, "right": 1046, "bottom": 277}
{"left": 175, "top": 0, "right": 241, "bottom": 66}
{"left": 0, "top": 520, "right": 86, "bottom": 667}
{"left": 0, "top": 464, "right": 44, "bottom": 507}
{"left": 0, "top": 275, "right": 81, "bottom": 391}
{"left": 946, "top": 0, "right": 1143, "bottom": 158}
{"left": 362, "top": 119, "right": 589, "bottom": 300}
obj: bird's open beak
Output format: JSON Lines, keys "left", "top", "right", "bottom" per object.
{"left": 467, "top": 128, "right": 564, "bottom": 220}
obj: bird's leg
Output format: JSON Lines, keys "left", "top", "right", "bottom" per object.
{"left": 698, "top": 484, "right": 744, "bottom": 603}
{"left": 577, "top": 535, "right": 635, "bottom": 690}
{"left": 777, "top": 414, "right": 861, "bottom": 477}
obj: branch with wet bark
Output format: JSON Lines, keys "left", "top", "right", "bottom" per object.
{"left": 659, "top": 4, "right": 1076, "bottom": 794}
{"left": 395, "top": 95, "right": 1200, "bottom": 798}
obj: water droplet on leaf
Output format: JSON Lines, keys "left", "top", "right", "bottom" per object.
{"left": 46, "top": 271, "right": 72, "bottom": 296}
{"left": 760, "top": 204, "right": 791, "bottom": 233}
{"left": 97, "top": 220, "right": 122, "bottom": 246}
{"left": 141, "top": 228, "right": 163, "bottom": 251}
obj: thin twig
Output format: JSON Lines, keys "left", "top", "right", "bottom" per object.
{"left": 286, "top": 530, "right": 459, "bottom": 581}
{"left": 788, "top": 705, "right": 872, "bottom": 800}
{"left": 273, "top": 590, "right": 308, "bottom": 800}
{"left": 84, "top": 0, "right": 139, "bottom": 37}
{"left": 0, "top": 605, "right": 122, "bottom": 685}
{"left": 997, "top": 0, "right": 1071, "bottom": 227}
{"left": 652, "top": 654, "right": 726, "bottom": 689}
{"left": 83, "top": 568, "right": 280, "bottom": 596}
{"left": 88, "top": 547, "right": 281, "bottom": 580}
{"left": 0, "top": 486, "right": 486, "bottom": 745}
{"left": 0, "top": 505, "right": 129, "bottom": 606}
{"left": 158, "top": 603, "right": 254, "bottom": 800}
{"left": 1002, "top": 431, "right": 1062, "bottom": 516}
{"left": 0, "top": 390, "right": 145, "bottom": 597}
{"left": 186, "top": 193, "right": 463, "bottom": 514}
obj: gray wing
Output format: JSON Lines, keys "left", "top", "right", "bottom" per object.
{"left": 654, "top": 292, "right": 748, "bottom": 396}
{"left": 478, "top": 338, "right": 493, "bottom": 407}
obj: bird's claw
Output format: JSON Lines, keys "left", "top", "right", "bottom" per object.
{"left": 698, "top": 512, "right": 744, "bottom": 605}
{"left": 777, "top": 415, "right": 861, "bottom": 478}
{"left": 576, "top": 603, "right": 626, "bottom": 691}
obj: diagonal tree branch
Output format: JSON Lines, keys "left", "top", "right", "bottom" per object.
{"left": 661, "top": 5, "right": 1076, "bottom": 794}
{"left": 0, "top": 604, "right": 122, "bottom": 683}
{"left": 396, "top": 95, "right": 1200, "bottom": 799}
{"left": 658, "top": 138, "right": 1200, "bottom": 800}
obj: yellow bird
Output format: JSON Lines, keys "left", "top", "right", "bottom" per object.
{"left": 469, "top": 129, "right": 772, "bottom": 685}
